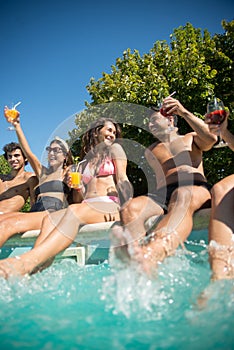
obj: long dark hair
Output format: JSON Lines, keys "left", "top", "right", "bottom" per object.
{"left": 79, "top": 117, "right": 122, "bottom": 172}
{"left": 80, "top": 117, "right": 121, "bottom": 158}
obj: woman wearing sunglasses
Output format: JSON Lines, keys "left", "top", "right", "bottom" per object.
{"left": 0, "top": 108, "right": 73, "bottom": 247}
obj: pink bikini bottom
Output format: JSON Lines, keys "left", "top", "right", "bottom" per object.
{"left": 83, "top": 196, "right": 119, "bottom": 204}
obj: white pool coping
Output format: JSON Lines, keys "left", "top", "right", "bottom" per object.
{"left": 6, "top": 208, "right": 211, "bottom": 265}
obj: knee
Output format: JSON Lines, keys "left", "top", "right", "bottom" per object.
{"left": 211, "top": 181, "right": 228, "bottom": 205}
{"left": 121, "top": 197, "right": 145, "bottom": 222}
{"left": 65, "top": 204, "right": 86, "bottom": 222}
{"left": 41, "top": 214, "right": 50, "bottom": 227}
{"left": 170, "top": 187, "right": 193, "bottom": 208}
{"left": 170, "top": 186, "right": 210, "bottom": 212}
{"left": 0, "top": 216, "right": 20, "bottom": 233}
{"left": 67, "top": 204, "right": 76, "bottom": 214}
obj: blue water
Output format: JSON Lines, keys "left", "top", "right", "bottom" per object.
{"left": 0, "top": 231, "right": 233, "bottom": 350}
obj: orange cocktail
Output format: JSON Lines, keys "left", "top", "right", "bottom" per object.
{"left": 4, "top": 101, "right": 21, "bottom": 120}
{"left": 71, "top": 171, "right": 82, "bottom": 189}
{"left": 70, "top": 165, "right": 82, "bottom": 189}
{"left": 4, "top": 108, "right": 19, "bottom": 120}
{"left": 4, "top": 102, "right": 21, "bottom": 131}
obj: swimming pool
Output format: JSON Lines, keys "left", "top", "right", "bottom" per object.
{"left": 0, "top": 230, "right": 233, "bottom": 350}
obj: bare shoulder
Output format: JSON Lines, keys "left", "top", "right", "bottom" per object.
{"left": 24, "top": 171, "right": 36, "bottom": 180}
{"left": 148, "top": 141, "right": 160, "bottom": 152}
{"left": 183, "top": 132, "right": 209, "bottom": 157}
{"left": 25, "top": 173, "right": 38, "bottom": 186}
{"left": 111, "top": 142, "right": 126, "bottom": 157}
{"left": 184, "top": 132, "right": 197, "bottom": 144}
{"left": 111, "top": 142, "right": 123, "bottom": 151}
{"left": 184, "top": 131, "right": 196, "bottom": 138}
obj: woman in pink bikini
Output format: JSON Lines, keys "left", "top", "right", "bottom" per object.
{"left": 0, "top": 117, "right": 132, "bottom": 277}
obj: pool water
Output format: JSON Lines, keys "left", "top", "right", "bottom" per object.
{"left": 0, "top": 230, "right": 233, "bottom": 350}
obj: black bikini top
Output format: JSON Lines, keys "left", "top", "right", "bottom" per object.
{"left": 34, "top": 180, "right": 70, "bottom": 197}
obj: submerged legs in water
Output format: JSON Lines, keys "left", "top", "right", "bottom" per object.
{"left": 0, "top": 201, "right": 120, "bottom": 278}
{"left": 0, "top": 207, "right": 78, "bottom": 278}
{"left": 111, "top": 185, "right": 211, "bottom": 276}
{"left": 110, "top": 223, "right": 185, "bottom": 276}
{"left": 208, "top": 175, "right": 234, "bottom": 281}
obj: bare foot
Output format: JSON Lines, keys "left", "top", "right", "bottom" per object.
{"left": 110, "top": 224, "right": 161, "bottom": 276}
{"left": 110, "top": 224, "right": 132, "bottom": 264}
{"left": 0, "top": 256, "right": 30, "bottom": 279}
{"left": 129, "top": 242, "right": 162, "bottom": 276}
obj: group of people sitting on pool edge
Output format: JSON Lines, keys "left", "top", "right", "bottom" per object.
{"left": 0, "top": 96, "right": 233, "bottom": 281}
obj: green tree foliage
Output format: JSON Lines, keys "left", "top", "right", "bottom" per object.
{"left": 69, "top": 21, "right": 234, "bottom": 194}
{"left": 0, "top": 155, "right": 10, "bottom": 174}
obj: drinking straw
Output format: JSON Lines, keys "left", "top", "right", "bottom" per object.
{"left": 168, "top": 91, "right": 176, "bottom": 98}
{"left": 77, "top": 159, "right": 87, "bottom": 172}
{"left": 13, "top": 101, "right": 21, "bottom": 109}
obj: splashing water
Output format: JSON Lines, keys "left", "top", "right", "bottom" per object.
{"left": 0, "top": 238, "right": 233, "bottom": 350}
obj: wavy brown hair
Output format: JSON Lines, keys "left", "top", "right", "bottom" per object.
{"left": 80, "top": 117, "right": 121, "bottom": 157}
{"left": 79, "top": 117, "right": 122, "bottom": 173}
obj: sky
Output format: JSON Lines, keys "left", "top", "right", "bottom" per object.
{"left": 1, "top": 0, "right": 233, "bottom": 170}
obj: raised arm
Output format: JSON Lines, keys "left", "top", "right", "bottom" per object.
{"left": 111, "top": 143, "right": 133, "bottom": 207}
{"left": 222, "top": 128, "right": 234, "bottom": 151}
{"left": 4, "top": 107, "right": 42, "bottom": 177}
{"left": 163, "top": 97, "right": 217, "bottom": 150}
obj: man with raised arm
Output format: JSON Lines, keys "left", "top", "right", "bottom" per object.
{"left": 111, "top": 97, "right": 217, "bottom": 275}
{"left": 205, "top": 111, "right": 234, "bottom": 280}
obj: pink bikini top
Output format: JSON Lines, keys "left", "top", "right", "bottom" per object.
{"left": 82, "top": 158, "right": 116, "bottom": 185}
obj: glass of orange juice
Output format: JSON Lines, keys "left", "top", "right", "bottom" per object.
{"left": 4, "top": 101, "right": 21, "bottom": 131}
{"left": 70, "top": 165, "right": 82, "bottom": 189}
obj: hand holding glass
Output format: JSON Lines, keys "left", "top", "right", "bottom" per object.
{"left": 70, "top": 165, "right": 82, "bottom": 189}
{"left": 206, "top": 98, "right": 227, "bottom": 148}
{"left": 159, "top": 91, "right": 176, "bottom": 132}
{"left": 4, "top": 102, "right": 21, "bottom": 131}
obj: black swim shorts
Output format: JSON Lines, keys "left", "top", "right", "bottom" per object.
{"left": 30, "top": 196, "right": 66, "bottom": 213}
{"left": 148, "top": 181, "right": 212, "bottom": 213}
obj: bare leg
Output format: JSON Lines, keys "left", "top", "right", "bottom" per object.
{"left": 0, "top": 201, "right": 120, "bottom": 278}
{"left": 0, "top": 212, "right": 19, "bottom": 222}
{"left": 110, "top": 223, "right": 164, "bottom": 275}
{"left": 111, "top": 185, "right": 211, "bottom": 275}
{"left": 30, "top": 209, "right": 69, "bottom": 272}
{"left": 110, "top": 224, "right": 132, "bottom": 264}
{"left": 120, "top": 196, "right": 164, "bottom": 241}
{"left": 0, "top": 211, "right": 48, "bottom": 247}
{"left": 110, "top": 196, "right": 163, "bottom": 271}
{"left": 152, "top": 185, "right": 210, "bottom": 244}
{"left": 208, "top": 175, "right": 234, "bottom": 280}
{"left": 33, "top": 209, "right": 67, "bottom": 246}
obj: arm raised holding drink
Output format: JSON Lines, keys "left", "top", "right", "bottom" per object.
{"left": 205, "top": 98, "right": 228, "bottom": 148}
{"left": 205, "top": 102, "right": 234, "bottom": 280}
{"left": 0, "top": 103, "right": 74, "bottom": 248}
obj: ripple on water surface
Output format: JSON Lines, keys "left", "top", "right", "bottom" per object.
{"left": 0, "top": 241, "right": 233, "bottom": 350}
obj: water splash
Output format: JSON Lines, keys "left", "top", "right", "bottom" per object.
{"left": 101, "top": 247, "right": 210, "bottom": 320}
{"left": 0, "top": 241, "right": 233, "bottom": 350}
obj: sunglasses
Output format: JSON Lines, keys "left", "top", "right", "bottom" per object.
{"left": 46, "top": 146, "right": 63, "bottom": 154}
